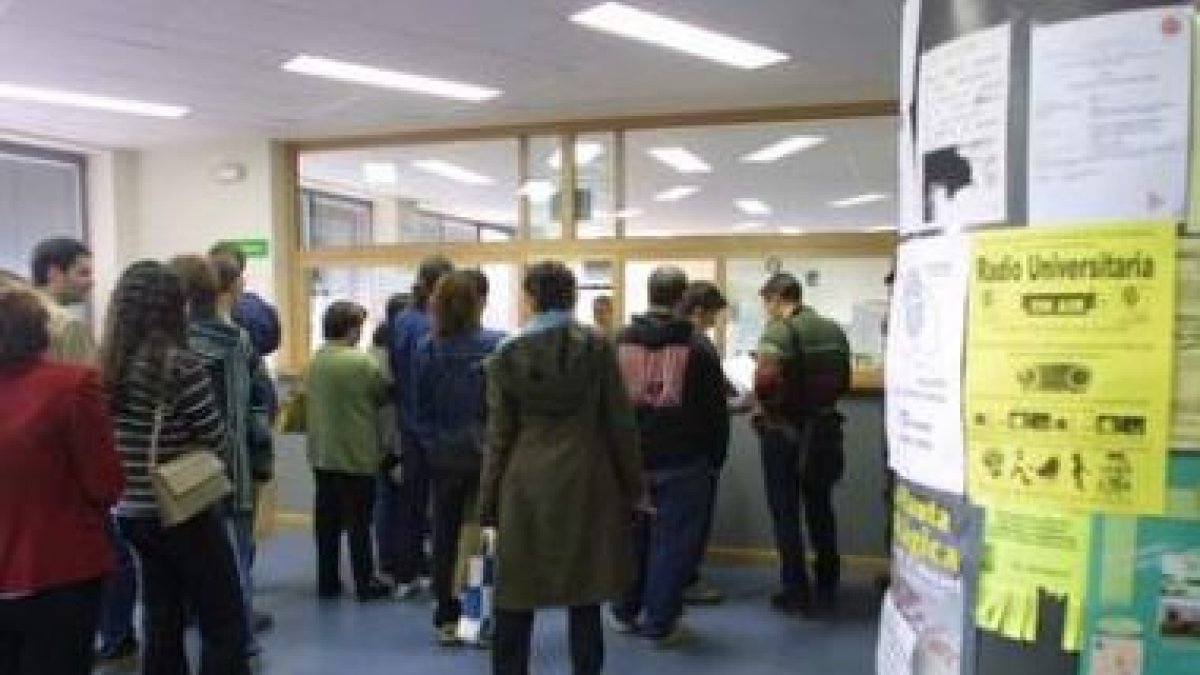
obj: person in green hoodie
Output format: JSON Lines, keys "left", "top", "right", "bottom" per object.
{"left": 306, "top": 301, "right": 392, "bottom": 602}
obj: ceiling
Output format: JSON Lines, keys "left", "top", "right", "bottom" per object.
{"left": 299, "top": 116, "right": 898, "bottom": 234}
{"left": 0, "top": 0, "right": 901, "bottom": 147}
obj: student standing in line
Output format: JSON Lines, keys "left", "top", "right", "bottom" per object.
{"left": 752, "top": 272, "right": 852, "bottom": 617}
{"left": 592, "top": 295, "right": 616, "bottom": 337}
{"left": 611, "top": 268, "right": 728, "bottom": 647}
{"left": 481, "top": 261, "right": 645, "bottom": 675}
{"left": 412, "top": 271, "right": 505, "bottom": 645}
{"left": 31, "top": 237, "right": 141, "bottom": 665}
{"left": 385, "top": 256, "right": 454, "bottom": 595}
{"left": 307, "top": 301, "right": 393, "bottom": 601}
{"left": 169, "top": 254, "right": 273, "bottom": 657}
{"left": 102, "top": 261, "right": 249, "bottom": 675}
{"left": 676, "top": 281, "right": 734, "bottom": 606}
{"left": 0, "top": 286, "right": 123, "bottom": 675}
{"left": 372, "top": 293, "right": 410, "bottom": 548}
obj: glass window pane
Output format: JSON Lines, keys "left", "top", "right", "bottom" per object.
{"left": 525, "top": 136, "right": 563, "bottom": 240}
{"left": 623, "top": 259, "right": 717, "bottom": 323}
{"left": 625, "top": 118, "right": 895, "bottom": 238}
{"left": 309, "top": 266, "right": 415, "bottom": 352}
{"left": 478, "top": 263, "right": 519, "bottom": 333}
{"left": 724, "top": 256, "right": 892, "bottom": 386}
{"left": 298, "top": 139, "right": 518, "bottom": 247}
{"left": 574, "top": 133, "right": 617, "bottom": 240}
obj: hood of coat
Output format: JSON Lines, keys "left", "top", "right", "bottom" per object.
{"left": 621, "top": 310, "right": 694, "bottom": 349}
{"left": 494, "top": 322, "right": 606, "bottom": 415}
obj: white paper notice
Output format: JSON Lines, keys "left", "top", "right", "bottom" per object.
{"left": 877, "top": 592, "right": 918, "bottom": 675}
{"left": 918, "top": 24, "right": 1010, "bottom": 229}
{"left": 1029, "top": 7, "right": 1191, "bottom": 224}
{"left": 886, "top": 235, "right": 969, "bottom": 494}
{"left": 898, "top": 0, "right": 922, "bottom": 233}
{"left": 1174, "top": 240, "right": 1200, "bottom": 449}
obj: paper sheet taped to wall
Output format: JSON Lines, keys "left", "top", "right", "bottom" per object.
{"left": 965, "top": 223, "right": 1177, "bottom": 514}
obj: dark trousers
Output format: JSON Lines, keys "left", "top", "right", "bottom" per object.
{"left": 373, "top": 469, "right": 400, "bottom": 575}
{"left": 0, "top": 578, "right": 103, "bottom": 675}
{"left": 759, "top": 413, "right": 845, "bottom": 594}
{"left": 493, "top": 606, "right": 603, "bottom": 675}
{"left": 313, "top": 470, "right": 378, "bottom": 595}
{"left": 393, "top": 433, "right": 431, "bottom": 583}
{"left": 686, "top": 468, "right": 721, "bottom": 587}
{"left": 120, "top": 510, "right": 250, "bottom": 675}
{"left": 614, "top": 464, "right": 713, "bottom": 636}
{"left": 99, "top": 514, "right": 138, "bottom": 653}
{"left": 430, "top": 469, "right": 477, "bottom": 627}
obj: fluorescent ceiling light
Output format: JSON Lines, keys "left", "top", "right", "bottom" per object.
{"left": 649, "top": 147, "right": 712, "bottom": 174}
{"left": 778, "top": 226, "right": 804, "bottom": 235}
{"left": 411, "top": 159, "right": 494, "bottom": 185}
{"left": 742, "top": 135, "right": 826, "bottom": 163}
{"left": 0, "top": 82, "right": 188, "bottom": 118}
{"left": 362, "top": 162, "right": 398, "bottom": 185}
{"left": 867, "top": 225, "right": 898, "bottom": 233}
{"left": 597, "top": 207, "right": 644, "bottom": 219}
{"left": 830, "top": 192, "right": 890, "bottom": 208}
{"left": 282, "top": 55, "right": 501, "bottom": 102}
{"left": 732, "top": 221, "right": 766, "bottom": 232}
{"left": 653, "top": 185, "right": 700, "bottom": 202}
{"left": 547, "top": 142, "right": 605, "bottom": 169}
{"left": 518, "top": 179, "right": 557, "bottom": 204}
{"left": 735, "top": 198, "right": 772, "bottom": 216}
{"left": 570, "top": 3, "right": 789, "bottom": 70}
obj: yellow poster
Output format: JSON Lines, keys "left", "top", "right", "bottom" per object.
{"left": 966, "top": 223, "right": 1176, "bottom": 514}
{"left": 976, "top": 507, "right": 1090, "bottom": 651}
{"left": 1173, "top": 240, "right": 1200, "bottom": 449}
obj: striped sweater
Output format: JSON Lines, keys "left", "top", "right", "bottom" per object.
{"left": 114, "top": 349, "right": 226, "bottom": 519}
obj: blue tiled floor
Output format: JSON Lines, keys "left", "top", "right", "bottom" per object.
{"left": 107, "top": 532, "right": 882, "bottom": 674}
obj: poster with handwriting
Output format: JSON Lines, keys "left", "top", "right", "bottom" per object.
{"left": 1029, "top": 7, "right": 1191, "bottom": 224}
{"left": 918, "top": 23, "right": 1010, "bottom": 229}
{"left": 966, "top": 223, "right": 1177, "bottom": 514}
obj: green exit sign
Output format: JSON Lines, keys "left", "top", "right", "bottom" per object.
{"left": 220, "top": 239, "right": 270, "bottom": 259}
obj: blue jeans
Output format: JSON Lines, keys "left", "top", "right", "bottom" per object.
{"left": 614, "top": 463, "right": 713, "bottom": 637}
{"left": 98, "top": 515, "right": 137, "bottom": 654}
{"left": 224, "top": 512, "right": 258, "bottom": 655}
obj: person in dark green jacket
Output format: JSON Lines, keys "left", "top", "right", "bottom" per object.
{"left": 480, "top": 261, "right": 646, "bottom": 675}
{"left": 752, "top": 272, "right": 851, "bottom": 618}
{"left": 307, "top": 301, "right": 393, "bottom": 602}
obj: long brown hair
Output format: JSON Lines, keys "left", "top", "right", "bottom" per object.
{"left": 99, "top": 261, "right": 189, "bottom": 399}
{"left": 430, "top": 270, "right": 482, "bottom": 339}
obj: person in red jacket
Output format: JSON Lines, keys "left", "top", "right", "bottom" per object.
{"left": 0, "top": 285, "right": 123, "bottom": 675}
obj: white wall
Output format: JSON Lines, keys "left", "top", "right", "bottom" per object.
{"left": 131, "top": 138, "right": 279, "bottom": 303}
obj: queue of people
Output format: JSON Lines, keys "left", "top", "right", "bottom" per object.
{"left": 0, "top": 239, "right": 853, "bottom": 675}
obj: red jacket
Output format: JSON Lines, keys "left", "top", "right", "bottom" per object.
{"left": 0, "top": 358, "right": 123, "bottom": 594}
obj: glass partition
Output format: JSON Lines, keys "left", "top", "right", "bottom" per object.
{"left": 724, "top": 256, "right": 892, "bottom": 388}
{"left": 623, "top": 259, "right": 717, "bottom": 322}
{"left": 299, "top": 139, "right": 518, "bottom": 247}
{"left": 625, "top": 117, "right": 895, "bottom": 238}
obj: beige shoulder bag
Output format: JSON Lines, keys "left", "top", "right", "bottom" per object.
{"left": 148, "top": 354, "right": 233, "bottom": 527}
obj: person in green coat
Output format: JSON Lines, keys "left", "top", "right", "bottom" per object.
{"left": 306, "top": 300, "right": 393, "bottom": 602}
{"left": 480, "top": 261, "right": 646, "bottom": 675}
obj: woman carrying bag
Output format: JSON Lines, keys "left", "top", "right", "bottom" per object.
{"left": 101, "top": 261, "right": 249, "bottom": 675}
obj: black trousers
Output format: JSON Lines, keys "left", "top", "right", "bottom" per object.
{"left": 430, "top": 468, "right": 477, "bottom": 627}
{"left": 758, "top": 413, "right": 845, "bottom": 594}
{"left": 120, "top": 510, "right": 250, "bottom": 675}
{"left": 313, "top": 470, "right": 378, "bottom": 595}
{"left": 393, "top": 432, "right": 431, "bottom": 583}
{"left": 0, "top": 578, "right": 102, "bottom": 675}
{"left": 493, "top": 606, "right": 603, "bottom": 675}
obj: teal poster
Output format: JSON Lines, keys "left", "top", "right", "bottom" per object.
{"left": 1079, "top": 456, "right": 1200, "bottom": 675}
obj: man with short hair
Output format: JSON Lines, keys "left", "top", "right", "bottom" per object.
{"left": 753, "top": 272, "right": 851, "bottom": 617}
{"left": 30, "top": 238, "right": 95, "bottom": 363}
{"left": 32, "top": 238, "right": 140, "bottom": 665}
{"left": 592, "top": 295, "right": 616, "bottom": 336}
{"left": 611, "top": 267, "right": 729, "bottom": 647}
{"left": 676, "top": 281, "right": 735, "bottom": 606}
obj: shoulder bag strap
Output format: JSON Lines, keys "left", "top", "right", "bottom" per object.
{"left": 148, "top": 349, "right": 178, "bottom": 469}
